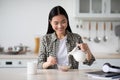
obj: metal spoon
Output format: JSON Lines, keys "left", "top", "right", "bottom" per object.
{"left": 94, "top": 22, "right": 101, "bottom": 43}
{"left": 110, "top": 22, "right": 113, "bottom": 35}
{"left": 88, "top": 22, "right": 92, "bottom": 41}
{"left": 103, "top": 22, "right": 108, "bottom": 42}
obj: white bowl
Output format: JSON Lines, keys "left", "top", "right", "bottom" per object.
{"left": 57, "top": 64, "right": 70, "bottom": 72}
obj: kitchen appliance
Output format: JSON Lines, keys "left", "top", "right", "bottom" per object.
{"left": 68, "top": 46, "right": 86, "bottom": 62}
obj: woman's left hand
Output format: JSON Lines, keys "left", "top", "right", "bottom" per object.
{"left": 77, "top": 43, "right": 92, "bottom": 61}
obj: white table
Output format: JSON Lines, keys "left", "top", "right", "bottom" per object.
{"left": 0, "top": 68, "right": 112, "bottom": 80}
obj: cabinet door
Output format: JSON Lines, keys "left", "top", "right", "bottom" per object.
{"left": 79, "top": 0, "right": 90, "bottom": 13}
{"left": 76, "top": 0, "right": 102, "bottom": 14}
{"left": 111, "top": 0, "right": 120, "bottom": 14}
{"left": 0, "top": 59, "right": 37, "bottom": 68}
{"left": 103, "top": 0, "right": 110, "bottom": 14}
{"left": 92, "top": 0, "right": 102, "bottom": 14}
{"left": 104, "top": 0, "right": 120, "bottom": 19}
{"left": 76, "top": 0, "right": 103, "bottom": 19}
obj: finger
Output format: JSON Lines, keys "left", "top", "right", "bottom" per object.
{"left": 80, "top": 43, "right": 88, "bottom": 51}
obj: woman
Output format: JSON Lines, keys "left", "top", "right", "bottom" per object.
{"left": 38, "top": 6, "right": 95, "bottom": 69}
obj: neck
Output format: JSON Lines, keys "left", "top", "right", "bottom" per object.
{"left": 58, "top": 35, "right": 65, "bottom": 39}
{"left": 56, "top": 32, "right": 66, "bottom": 39}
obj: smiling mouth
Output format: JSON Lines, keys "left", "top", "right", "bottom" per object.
{"left": 58, "top": 28, "right": 64, "bottom": 31}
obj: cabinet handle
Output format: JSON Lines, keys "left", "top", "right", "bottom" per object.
{"left": 6, "top": 61, "right": 12, "bottom": 65}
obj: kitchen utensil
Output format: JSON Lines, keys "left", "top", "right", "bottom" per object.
{"left": 110, "top": 22, "right": 113, "bottom": 35}
{"left": 79, "top": 20, "right": 83, "bottom": 29}
{"left": 94, "top": 22, "right": 101, "bottom": 43}
{"left": 68, "top": 46, "right": 86, "bottom": 62}
{"left": 14, "top": 44, "right": 28, "bottom": 54}
{"left": 115, "top": 25, "right": 120, "bottom": 53}
{"left": 110, "top": 22, "right": 113, "bottom": 31}
{"left": 103, "top": 22, "right": 108, "bottom": 42}
{"left": 76, "top": 24, "right": 79, "bottom": 28}
{"left": 88, "top": 22, "right": 92, "bottom": 41}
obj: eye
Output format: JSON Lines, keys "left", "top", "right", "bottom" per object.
{"left": 62, "top": 20, "right": 67, "bottom": 24}
{"left": 62, "top": 21, "right": 66, "bottom": 24}
{"left": 54, "top": 22, "right": 58, "bottom": 25}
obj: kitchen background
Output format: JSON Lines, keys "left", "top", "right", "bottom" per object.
{"left": 0, "top": 0, "right": 120, "bottom": 55}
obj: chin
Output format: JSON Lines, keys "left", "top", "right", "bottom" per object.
{"left": 57, "top": 30, "right": 65, "bottom": 34}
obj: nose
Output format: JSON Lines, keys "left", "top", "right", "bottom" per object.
{"left": 58, "top": 23, "right": 62, "bottom": 28}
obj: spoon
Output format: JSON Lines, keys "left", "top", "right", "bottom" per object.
{"left": 88, "top": 22, "right": 92, "bottom": 41}
{"left": 103, "top": 22, "right": 108, "bottom": 42}
{"left": 94, "top": 22, "right": 101, "bottom": 43}
{"left": 110, "top": 22, "right": 113, "bottom": 35}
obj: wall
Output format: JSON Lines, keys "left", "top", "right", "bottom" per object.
{"left": 0, "top": 0, "right": 119, "bottom": 54}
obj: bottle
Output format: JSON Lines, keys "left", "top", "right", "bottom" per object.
{"left": 34, "top": 37, "right": 40, "bottom": 55}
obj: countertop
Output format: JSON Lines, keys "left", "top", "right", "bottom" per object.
{"left": 0, "top": 53, "right": 120, "bottom": 59}
{"left": 0, "top": 68, "right": 111, "bottom": 80}
{"left": 93, "top": 53, "right": 120, "bottom": 59}
{"left": 0, "top": 53, "right": 38, "bottom": 59}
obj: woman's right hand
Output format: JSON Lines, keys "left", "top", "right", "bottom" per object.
{"left": 47, "top": 56, "right": 57, "bottom": 66}
{"left": 43, "top": 56, "right": 57, "bottom": 69}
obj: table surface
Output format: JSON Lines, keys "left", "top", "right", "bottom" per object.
{"left": 0, "top": 68, "right": 114, "bottom": 80}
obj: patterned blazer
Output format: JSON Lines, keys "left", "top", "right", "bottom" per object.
{"left": 38, "top": 31, "right": 95, "bottom": 69}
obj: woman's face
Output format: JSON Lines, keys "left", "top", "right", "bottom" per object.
{"left": 50, "top": 14, "right": 68, "bottom": 35}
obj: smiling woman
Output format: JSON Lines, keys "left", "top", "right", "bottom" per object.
{"left": 37, "top": 6, "right": 95, "bottom": 70}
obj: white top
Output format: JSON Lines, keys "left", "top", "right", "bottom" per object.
{"left": 56, "top": 36, "right": 69, "bottom": 65}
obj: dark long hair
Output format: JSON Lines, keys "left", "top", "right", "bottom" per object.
{"left": 46, "top": 6, "right": 72, "bottom": 34}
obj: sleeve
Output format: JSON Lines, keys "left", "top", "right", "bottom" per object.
{"left": 76, "top": 33, "right": 83, "bottom": 44}
{"left": 37, "top": 36, "right": 47, "bottom": 69}
{"left": 83, "top": 54, "right": 95, "bottom": 66}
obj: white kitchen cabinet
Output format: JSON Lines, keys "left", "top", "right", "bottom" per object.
{"left": 79, "top": 59, "right": 120, "bottom": 69}
{"left": 75, "top": 0, "right": 120, "bottom": 20}
{"left": 0, "top": 59, "right": 37, "bottom": 68}
{"left": 0, "top": 54, "right": 38, "bottom": 68}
